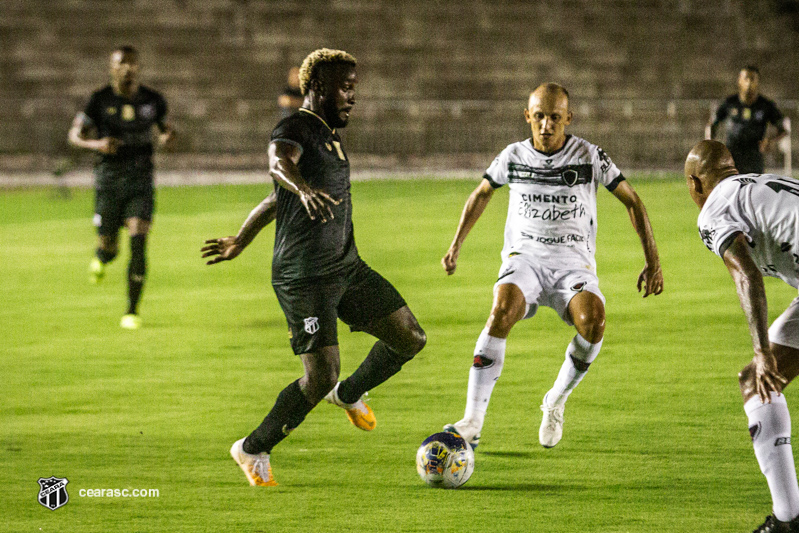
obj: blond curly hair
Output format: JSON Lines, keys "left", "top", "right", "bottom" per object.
{"left": 298, "top": 48, "right": 357, "bottom": 96}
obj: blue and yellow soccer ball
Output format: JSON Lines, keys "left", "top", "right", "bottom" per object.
{"left": 415, "top": 431, "right": 475, "bottom": 488}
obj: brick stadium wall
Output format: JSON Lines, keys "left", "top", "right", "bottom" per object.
{"left": 1, "top": 0, "right": 797, "bottom": 173}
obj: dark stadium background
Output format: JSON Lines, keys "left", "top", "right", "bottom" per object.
{"left": 1, "top": 0, "right": 797, "bottom": 182}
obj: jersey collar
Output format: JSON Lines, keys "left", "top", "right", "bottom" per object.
{"left": 527, "top": 135, "right": 572, "bottom": 157}
{"left": 299, "top": 108, "right": 335, "bottom": 134}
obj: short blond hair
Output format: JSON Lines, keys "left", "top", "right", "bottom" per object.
{"left": 298, "top": 48, "right": 357, "bottom": 95}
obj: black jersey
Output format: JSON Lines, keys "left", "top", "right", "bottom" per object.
{"left": 713, "top": 94, "right": 783, "bottom": 171}
{"left": 270, "top": 109, "right": 359, "bottom": 281}
{"left": 82, "top": 85, "right": 167, "bottom": 169}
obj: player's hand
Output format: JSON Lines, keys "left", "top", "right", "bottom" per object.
{"left": 442, "top": 246, "right": 460, "bottom": 275}
{"left": 158, "top": 129, "right": 176, "bottom": 150}
{"left": 96, "top": 137, "right": 121, "bottom": 155}
{"left": 753, "top": 351, "right": 788, "bottom": 403}
{"left": 298, "top": 187, "right": 340, "bottom": 223}
{"left": 202, "top": 236, "right": 243, "bottom": 265}
{"left": 637, "top": 262, "right": 663, "bottom": 297}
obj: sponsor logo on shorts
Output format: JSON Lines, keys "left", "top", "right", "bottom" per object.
{"left": 303, "top": 317, "right": 319, "bottom": 335}
{"left": 38, "top": 477, "right": 69, "bottom": 511}
{"left": 775, "top": 437, "right": 792, "bottom": 447}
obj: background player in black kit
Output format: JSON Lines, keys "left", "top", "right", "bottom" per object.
{"left": 202, "top": 48, "right": 426, "bottom": 486}
{"left": 68, "top": 46, "right": 175, "bottom": 330}
{"left": 707, "top": 65, "right": 787, "bottom": 174}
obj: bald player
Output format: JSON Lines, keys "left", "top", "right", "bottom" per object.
{"left": 442, "top": 83, "right": 663, "bottom": 451}
{"left": 687, "top": 140, "right": 799, "bottom": 532}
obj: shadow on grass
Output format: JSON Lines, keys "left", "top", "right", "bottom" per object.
{"left": 459, "top": 483, "right": 585, "bottom": 492}
{"left": 478, "top": 450, "right": 538, "bottom": 458}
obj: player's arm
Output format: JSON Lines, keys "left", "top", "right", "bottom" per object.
{"left": 759, "top": 111, "right": 788, "bottom": 153}
{"left": 67, "top": 113, "right": 120, "bottom": 154}
{"left": 442, "top": 178, "right": 495, "bottom": 275}
{"left": 610, "top": 180, "right": 663, "bottom": 296}
{"left": 268, "top": 140, "right": 339, "bottom": 222}
{"left": 202, "top": 190, "right": 277, "bottom": 265}
{"left": 722, "top": 233, "right": 787, "bottom": 402}
{"left": 707, "top": 104, "right": 727, "bottom": 140}
{"left": 155, "top": 121, "right": 176, "bottom": 150}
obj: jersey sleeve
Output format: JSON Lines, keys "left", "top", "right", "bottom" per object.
{"left": 270, "top": 116, "right": 308, "bottom": 156}
{"left": 697, "top": 191, "right": 749, "bottom": 259}
{"left": 81, "top": 91, "right": 102, "bottom": 128}
{"left": 155, "top": 92, "right": 168, "bottom": 130}
{"left": 483, "top": 146, "right": 511, "bottom": 188}
{"left": 766, "top": 99, "right": 785, "bottom": 128}
{"left": 712, "top": 101, "right": 729, "bottom": 124}
{"left": 593, "top": 147, "right": 624, "bottom": 191}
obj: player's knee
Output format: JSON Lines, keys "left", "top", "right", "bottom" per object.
{"left": 738, "top": 363, "right": 756, "bottom": 396}
{"left": 488, "top": 305, "right": 522, "bottom": 336}
{"left": 573, "top": 309, "right": 605, "bottom": 344}
{"left": 403, "top": 325, "right": 427, "bottom": 359}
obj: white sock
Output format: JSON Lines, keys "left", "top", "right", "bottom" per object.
{"left": 545, "top": 334, "right": 602, "bottom": 407}
{"left": 462, "top": 328, "right": 506, "bottom": 427}
{"left": 745, "top": 393, "right": 799, "bottom": 522}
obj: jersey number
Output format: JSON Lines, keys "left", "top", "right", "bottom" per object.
{"left": 332, "top": 141, "right": 346, "bottom": 161}
{"left": 766, "top": 179, "right": 799, "bottom": 197}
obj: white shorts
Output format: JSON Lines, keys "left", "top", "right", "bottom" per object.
{"left": 493, "top": 254, "right": 605, "bottom": 326}
{"left": 770, "top": 295, "right": 799, "bottom": 350}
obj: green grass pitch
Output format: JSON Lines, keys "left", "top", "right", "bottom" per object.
{"left": 2, "top": 177, "right": 797, "bottom": 532}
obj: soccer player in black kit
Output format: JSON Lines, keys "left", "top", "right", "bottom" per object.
{"left": 68, "top": 46, "right": 174, "bottom": 330}
{"left": 707, "top": 65, "right": 787, "bottom": 174}
{"left": 201, "top": 48, "right": 426, "bottom": 486}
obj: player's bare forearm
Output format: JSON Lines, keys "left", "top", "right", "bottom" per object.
{"left": 443, "top": 180, "right": 494, "bottom": 274}
{"left": 724, "top": 234, "right": 771, "bottom": 357}
{"left": 612, "top": 181, "right": 662, "bottom": 295}
{"left": 156, "top": 123, "right": 176, "bottom": 150}
{"left": 268, "top": 141, "right": 338, "bottom": 222}
{"left": 235, "top": 191, "right": 277, "bottom": 249}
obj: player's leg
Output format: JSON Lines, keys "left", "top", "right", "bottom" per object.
{"left": 540, "top": 279, "right": 605, "bottom": 448}
{"left": 446, "top": 282, "right": 528, "bottom": 447}
{"left": 89, "top": 189, "right": 121, "bottom": 283}
{"left": 234, "top": 346, "right": 339, "bottom": 486}
{"left": 120, "top": 184, "right": 153, "bottom": 327}
{"left": 233, "top": 281, "right": 342, "bottom": 486}
{"left": 742, "top": 300, "right": 799, "bottom": 528}
{"left": 330, "top": 264, "right": 424, "bottom": 430}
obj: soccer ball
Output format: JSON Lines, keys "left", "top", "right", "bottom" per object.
{"left": 415, "top": 431, "right": 475, "bottom": 489}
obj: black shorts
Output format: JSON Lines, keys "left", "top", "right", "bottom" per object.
{"left": 272, "top": 260, "right": 407, "bottom": 355}
{"left": 94, "top": 184, "right": 154, "bottom": 236}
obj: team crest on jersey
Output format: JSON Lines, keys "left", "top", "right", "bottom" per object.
{"left": 730, "top": 108, "right": 739, "bottom": 117}
{"left": 562, "top": 169, "right": 579, "bottom": 187}
{"left": 106, "top": 106, "right": 117, "bottom": 116}
{"left": 122, "top": 104, "right": 136, "bottom": 121}
{"left": 303, "top": 317, "right": 319, "bottom": 335}
{"left": 742, "top": 108, "right": 751, "bottom": 120}
{"left": 139, "top": 104, "right": 156, "bottom": 120}
{"left": 38, "top": 477, "right": 69, "bottom": 510}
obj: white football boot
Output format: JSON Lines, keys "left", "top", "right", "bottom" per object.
{"left": 229, "top": 438, "right": 277, "bottom": 486}
{"left": 539, "top": 395, "right": 565, "bottom": 448}
{"left": 443, "top": 419, "right": 482, "bottom": 450}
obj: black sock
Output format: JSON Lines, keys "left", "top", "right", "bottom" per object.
{"left": 127, "top": 235, "right": 146, "bottom": 315}
{"left": 243, "top": 379, "right": 316, "bottom": 455}
{"left": 337, "top": 341, "right": 408, "bottom": 404}
{"left": 97, "top": 248, "right": 117, "bottom": 264}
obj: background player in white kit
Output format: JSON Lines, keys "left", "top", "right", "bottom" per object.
{"left": 686, "top": 140, "right": 799, "bottom": 533}
{"left": 442, "top": 83, "right": 663, "bottom": 450}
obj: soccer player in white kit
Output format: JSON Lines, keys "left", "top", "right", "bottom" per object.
{"left": 442, "top": 83, "right": 664, "bottom": 450}
{"left": 687, "top": 140, "right": 799, "bottom": 533}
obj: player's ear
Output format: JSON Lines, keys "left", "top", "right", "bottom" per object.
{"left": 688, "top": 175, "right": 704, "bottom": 195}
{"left": 565, "top": 110, "right": 573, "bottom": 125}
{"left": 523, "top": 108, "right": 531, "bottom": 123}
{"left": 309, "top": 78, "right": 325, "bottom": 98}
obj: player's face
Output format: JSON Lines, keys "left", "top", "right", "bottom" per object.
{"left": 110, "top": 51, "right": 139, "bottom": 94}
{"left": 322, "top": 65, "right": 357, "bottom": 129}
{"left": 738, "top": 69, "right": 759, "bottom": 100}
{"left": 525, "top": 92, "right": 572, "bottom": 153}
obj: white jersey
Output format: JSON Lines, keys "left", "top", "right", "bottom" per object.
{"left": 485, "top": 135, "right": 625, "bottom": 270}
{"left": 698, "top": 173, "right": 799, "bottom": 288}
